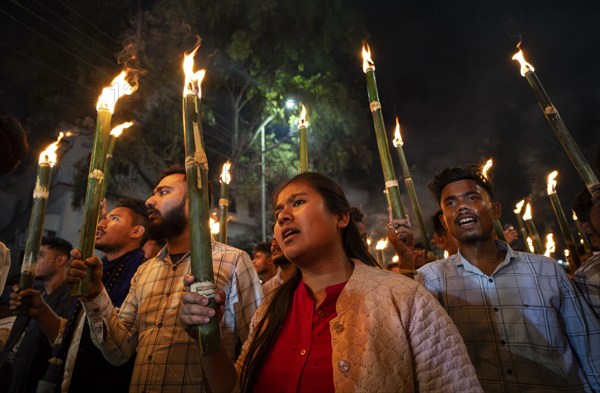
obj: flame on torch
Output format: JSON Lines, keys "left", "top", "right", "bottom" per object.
{"left": 209, "top": 218, "right": 220, "bottom": 235}
{"left": 544, "top": 233, "right": 555, "bottom": 257}
{"left": 392, "top": 117, "right": 403, "bottom": 147}
{"left": 572, "top": 211, "right": 578, "bottom": 221}
{"left": 392, "top": 255, "right": 399, "bottom": 263}
{"left": 546, "top": 170, "right": 558, "bottom": 195}
{"left": 39, "top": 131, "right": 73, "bottom": 166}
{"left": 220, "top": 161, "right": 232, "bottom": 184}
{"left": 512, "top": 49, "right": 535, "bottom": 77}
{"left": 299, "top": 104, "right": 308, "bottom": 128}
{"left": 514, "top": 199, "right": 525, "bottom": 214}
{"left": 97, "top": 71, "right": 137, "bottom": 113}
{"left": 564, "top": 249, "right": 570, "bottom": 258}
{"left": 481, "top": 158, "right": 493, "bottom": 181}
{"left": 522, "top": 203, "right": 533, "bottom": 221}
{"left": 110, "top": 121, "right": 134, "bottom": 138}
{"left": 527, "top": 237, "right": 535, "bottom": 253}
{"left": 375, "top": 238, "right": 388, "bottom": 251}
{"left": 366, "top": 237, "right": 372, "bottom": 246}
{"left": 444, "top": 250, "right": 450, "bottom": 259}
{"left": 183, "top": 44, "right": 206, "bottom": 97}
{"left": 362, "top": 42, "right": 375, "bottom": 73}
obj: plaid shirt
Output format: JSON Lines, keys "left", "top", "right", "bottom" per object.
{"left": 83, "top": 241, "right": 263, "bottom": 393}
{"left": 417, "top": 242, "right": 600, "bottom": 392}
{"left": 574, "top": 252, "right": 600, "bottom": 319}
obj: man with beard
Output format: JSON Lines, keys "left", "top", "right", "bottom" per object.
{"left": 1, "top": 237, "right": 75, "bottom": 393}
{"left": 388, "top": 166, "right": 599, "bottom": 391}
{"left": 572, "top": 184, "right": 600, "bottom": 318}
{"left": 261, "top": 237, "right": 296, "bottom": 296}
{"left": 66, "top": 165, "right": 262, "bottom": 393}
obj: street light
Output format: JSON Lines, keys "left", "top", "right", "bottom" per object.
{"left": 285, "top": 98, "right": 296, "bottom": 109}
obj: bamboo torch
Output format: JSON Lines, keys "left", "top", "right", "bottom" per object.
{"left": 512, "top": 48, "right": 599, "bottom": 190}
{"left": 480, "top": 158, "right": 508, "bottom": 242}
{"left": 513, "top": 200, "right": 530, "bottom": 245}
{"left": 546, "top": 170, "right": 581, "bottom": 270}
{"left": 522, "top": 202, "right": 544, "bottom": 254}
{"left": 572, "top": 211, "right": 592, "bottom": 256}
{"left": 298, "top": 104, "right": 309, "bottom": 173}
{"left": 100, "top": 121, "right": 134, "bottom": 203}
{"left": 20, "top": 132, "right": 69, "bottom": 292}
{"left": 544, "top": 233, "right": 556, "bottom": 258}
{"left": 218, "top": 161, "right": 231, "bottom": 244}
{"left": 182, "top": 43, "right": 221, "bottom": 355}
{"left": 375, "top": 238, "right": 388, "bottom": 267}
{"left": 392, "top": 118, "right": 430, "bottom": 251}
{"left": 72, "top": 71, "right": 136, "bottom": 296}
{"left": 362, "top": 43, "right": 405, "bottom": 219}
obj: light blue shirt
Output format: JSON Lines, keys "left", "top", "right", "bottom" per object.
{"left": 417, "top": 241, "right": 600, "bottom": 393}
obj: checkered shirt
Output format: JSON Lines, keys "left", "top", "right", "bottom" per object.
{"left": 82, "top": 241, "right": 263, "bottom": 393}
{"left": 417, "top": 242, "right": 600, "bottom": 392}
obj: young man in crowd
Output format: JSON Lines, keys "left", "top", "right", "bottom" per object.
{"left": 252, "top": 242, "right": 276, "bottom": 284}
{"left": 1, "top": 237, "right": 75, "bottom": 393}
{"left": 66, "top": 165, "right": 262, "bottom": 393}
{"left": 261, "top": 237, "right": 296, "bottom": 297}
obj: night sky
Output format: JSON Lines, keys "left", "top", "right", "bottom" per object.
{"left": 1, "top": 1, "right": 599, "bottom": 250}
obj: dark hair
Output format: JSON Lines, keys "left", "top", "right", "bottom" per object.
{"left": 0, "top": 112, "right": 29, "bottom": 176}
{"left": 428, "top": 165, "right": 494, "bottom": 204}
{"left": 117, "top": 198, "right": 149, "bottom": 245}
{"left": 253, "top": 242, "right": 271, "bottom": 256}
{"left": 431, "top": 209, "right": 446, "bottom": 236}
{"left": 41, "top": 237, "right": 72, "bottom": 258}
{"left": 241, "top": 172, "right": 378, "bottom": 392}
{"left": 350, "top": 206, "right": 365, "bottom": 223}
{"left": 414, "top": 242, "right": 425, "bottom": 250}
{"left": 573, "top": 188, "right": 592, "bottom": 223}
{"left": 157, "top": 164, "right": 213, "bottom": 206}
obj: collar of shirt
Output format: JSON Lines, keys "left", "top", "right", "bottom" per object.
{"left": 154, "top": 237, "right": 217, "bottom": 265}
{"left": 455, "top": 240, "right": 516, "bottom": 276}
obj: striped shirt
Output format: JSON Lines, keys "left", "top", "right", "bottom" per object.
{"left": 417, "top": 241, "right": 600, "bottom": 393}
{"left": 83, "top": 241, "right": 263, "bottom": 393}
{"left": 573, "top": 252, "right": 600, "bottom": 318}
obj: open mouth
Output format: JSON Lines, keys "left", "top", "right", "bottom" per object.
{"left": 282, "top": 228, "right": 300, "bottom": 241}
{"left": 95, "top": 230, "right": 105, "bottom": 238}
{"left": 457, "top": 216, "right": 477, "bottom": 228}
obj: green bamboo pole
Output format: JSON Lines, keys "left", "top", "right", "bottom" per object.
{"left": 547, "top": 190, "right": 581, "bottom": 270}
{"left": 362, "top": 43, "right": 405, "bottom": 219}
{"left": 71, "top": 108, "right": 112, "bottom": 296}
{"left": 572, "top": 211, "right": 592, "bottom": 256}
{"left": 218, "top": 162, "right": 231, "bottom": 244}
{"left": 392, "top": 121, "right": 429, "bottom": 251}
{"left": 513, "top": 50, "right": 599, "bottom": 190}
{"left": 20, "top": 160, "right": 53, "bottom": 291}
{"left": 494, "top": 220, "right": 508, "bottom": 242}
{"left": 183, "top": 49, "right": 221, "bottom": 356}
{"left": 298, "top": 104, "right": 309, "bottom": 173}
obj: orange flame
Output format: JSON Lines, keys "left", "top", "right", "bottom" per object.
{"left": 209, "top": 217, "right": 220, "bottom": 235}
{"left": 392, "top": 255, "right": 399, "bottom": 263}
{"left": 39, "top": 131, "right": 73, "bottom": 166}
{"left": 183, "top": 44, "right": 206, "bottom": 97}
{"left": 392, "top": 117, "right": 403, "bottom": 147}
{"left": 514, "top": 199, "right": 525, "bottom": 214}
{"left": 544, "top": 233, "right": 555, "bottom": 257}
{"left": 366, "top": 237, "right": 372, "bottom": 246}
{"left": 220, "top": 161, "right": 232, "bottom": 184}
{"left": 362, "top": 42, "right": 375, "bottom": 73}
{"left": 375, "top": 238, "right": 388, "bottom": 250}
{"left": 526, "top": 236, "right": 535, "bottom": 253}
{"left": 512, "top": 49, "right": 535, "bottom": 77}
{"left": 564, "top": 248, "right": 570, "bottom": 258}
{"left": 110, "top": 121, "right": 134, "bottom": 138}
{"left": 299, "top": 104, "right": 308, "bottom": 128}
{"left": 481, "top": 158, "right": 493, "bottom": 180}
{"left": 572, "top": 211, "right": 578, "bottom": 221}
{"left": 96, "top": 71, "right": 137, "bottom": 113}
{"left": 522, "top": 202, "right": 533, "bottom": 221}
{"left": 444, "top": 250, "right": 450, "bottom": 259}
{"left": 546, "top": 170, "right": 558, "bottom": 195}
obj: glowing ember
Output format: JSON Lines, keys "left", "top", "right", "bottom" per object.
{"left": 299, "top": 104, "right": 308, "bottom": 128}
{"left": 544, "top": 233, "right": 555, "bottom": 257}
{"left": 366, "top": 237, "right": 372, "bottom": 246}
{"left": 220, "top": 161, "right": 232, "bottom": 184}
{"left": 375, "top": 238, "right": 388, "bottom": 250}
{"left": 110, "top": 121, "right": 134, "bottom": 138}
{"left": 514, "top": 199, "right": 525, "bottom": 214}
{"left": 512, "top": 49, "right": 535, "bottom": 77}
{"left": 572, "top": 211, "right": 578, "bottom": 221}
{"left": 209, "top": 218, "right": 220, "bottom": 235}
{"left": 546, "top": 170, "right": 558, "bottom": 195}
{"left": 481, "top": 158, "right": 493, "bottom": 180}
{"left": 522, "top": 203, "right": 533, "bottom": 221}
{"left": 444, "top": 250, "right": 449, "bottom": 259}
{"left": 392, "top": 117, "right": 403, "bottom": 147}
{"left": 39, "top": 131, "right": 72, "bottom": 166}
{"left": 362, "top": 42, "right": 375, "bottom": 73}
{"left": 96, "top": 71, "right": 137, "bottom": 113}
{"left": 527, "top": 237, "right": 535, "bottom": 253}
{"left": 183, "top": 44, "right": 206, "bottom": 97}
{"left": 392, "top": 255, "right": 399, "bottom": 263}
